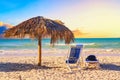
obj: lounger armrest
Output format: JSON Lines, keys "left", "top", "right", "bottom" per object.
{"left": 85, "top": 61, "right": 99, "bottom": 63}
{"left": 69, "top": 57, "right": 77, "bottom": 60}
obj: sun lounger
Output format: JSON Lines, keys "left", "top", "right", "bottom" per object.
{"left": 85, "top": 55, "right": 100, "bottom": 69}
{"left": 66, "top": 44, "right": 83, "bottom": 72}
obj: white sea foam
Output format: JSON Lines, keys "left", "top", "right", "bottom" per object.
{"left": 82, "top": 43, "right": 95, "bottom": 45}
{"left": 0, "top": 50, "right": 4, "bottom": 54}
{"left": 45, "top": 43, "right": 95, "bottom": 46}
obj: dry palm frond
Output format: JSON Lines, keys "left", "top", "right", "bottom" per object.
{"left": 4, "top": 16, "right": 74, "bottom": 44}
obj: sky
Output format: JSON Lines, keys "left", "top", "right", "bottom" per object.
{"left": 0, "top": 0, "right": 120, "bottom": 38}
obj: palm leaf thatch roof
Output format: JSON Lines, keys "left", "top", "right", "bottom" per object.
{"left": 4, "top": 16, "right": 74, "bottom": 44}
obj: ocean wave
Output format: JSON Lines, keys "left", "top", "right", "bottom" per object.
{"left": 81, "top": 43, "right": 96, "bottom": 45}
{"left": 45, "top": 43, "right": 96, "bottom": 46}
{"left": 0, "top": 44, "right": 20, "bottom": 46}
{"left": 0, "top": 38, "right": 120, "bottom": 49}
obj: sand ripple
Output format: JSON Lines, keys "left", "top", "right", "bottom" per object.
{"left": 0, "top": 56, "right": 120, "bottom": 80}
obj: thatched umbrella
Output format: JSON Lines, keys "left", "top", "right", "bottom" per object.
{"left": 4, "top": 16, "right": 74, "bottom": 66}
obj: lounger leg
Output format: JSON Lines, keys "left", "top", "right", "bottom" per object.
{"left": 85, "top": 62, "right": 89, "bottom": 69}
{"left": 66, "top": 62, "right": 72, "bottom": 72}
{"left": 96, "top": 63, "right": 100, "bottom": 69}
{"left": 77, "top": 62, "right": 81, "bottom": 70}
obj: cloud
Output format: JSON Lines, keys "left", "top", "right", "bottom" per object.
{"left": 0, "top": 21, "right": 13, "bottom": 28}
{"left": 0, "top": 22, "right": 3, "bottom": 26}
{"left": 72, "top": 28, "right": 89, "bottom": 38}
{"left": 72, "top": 28, "right": 113, "bottom": 38}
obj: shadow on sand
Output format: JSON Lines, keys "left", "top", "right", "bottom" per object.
{"left": 0, "top": 62, "right": 60, "bottom": 72}
{"left": 100, "top": 63, "right": 120, "bottom": 71}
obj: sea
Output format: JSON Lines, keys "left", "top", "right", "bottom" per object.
{"left": 0, "top": 38, "right": 120, "bottom": 50}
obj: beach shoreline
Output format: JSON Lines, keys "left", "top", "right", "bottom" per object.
{"left": 0, "top": 48, "right": 120, "bottom": 57}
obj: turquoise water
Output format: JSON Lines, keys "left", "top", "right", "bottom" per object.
{"left": 0, "top": 38, "right": 120, "bottom": 50}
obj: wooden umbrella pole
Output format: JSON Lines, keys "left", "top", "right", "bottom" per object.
{"left": 38, "top": 37, "right": 42, "bottom": 66}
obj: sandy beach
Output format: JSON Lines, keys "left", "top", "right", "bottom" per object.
{"left": 0, "top": 49, "right": 120, "bottom": 80}
{"left": 1, "top": 0, "right": 120, "bottom": 79}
